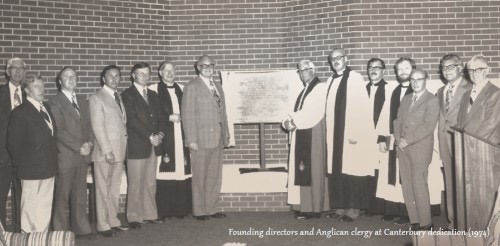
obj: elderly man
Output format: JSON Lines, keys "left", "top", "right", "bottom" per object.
{"left": 457, "top": 54, "right": 500, "bottom": 143}
{"left": 325, "top": 48, "right": 375, "bottom": 222}
{"left": 48, "top": 67, "right": 94, "bottom": 237}
{"left": 182, "top": 55, "right": 230, "bottom": 221}
{"left": 394, "top": 69, "right": 439, "bottom": 231}
{"left": 122, "top": 62, "right": 165, "bottom": 228}
{"left": 283, "top": 60, "right": 328, "bottom": 220}
{"left": 149, "top": 61, "right": 192, "bottom": 220}
{"left": 436, "top": 54, "right": 471, "bottom": 230}
{"left": 89, "top": 65, "right": 128, "bottom": 237}
{"left": 7, "top": 74, "right": 58, "bottom": 233}
{"left": 0, "top": 58, "right": 25, "bottom": 229}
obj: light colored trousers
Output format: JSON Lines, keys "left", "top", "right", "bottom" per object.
{"left": 21, "top": 177, "right": 54, "bottom": 233}
{"left": 126, "top": 147, "right": 158, "bottom": 223}
{"left": 94, "top": 161, "right": 123, "bottom": 231}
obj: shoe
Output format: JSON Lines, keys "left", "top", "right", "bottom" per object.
{"left": 75, "top": 233, "right": 98, "bottom": 239}
{"left": 409, "top": 223, "right": 420, "bottom": 231}
{"left": 210, "top": 212, "right": 226, "bottom": 218}
{"left": 295, "top": 212, "right": 311, "bottom": 220}
{"left": 98, "top": 230, "right": 116, "bottom": 238}
{"left": 145, "top": 218, "right": 164, "bottom": 224}
{"left": 381, "top": 215, "right": 397, "bottom": 221}
{"left": 129, "top": 222, "right": 142, "bottom": 229}
{"left": 175, "top": 215, "right": 186, "bottom": 219}
{"left": 112, "top": 225, "right": 129, "bottom": 232}
{"left": 325, "top": 213, "right": 341, "bottom": 219}
{"left": 339, "top": 215, "right": 354, "bottom": 222}
{"left": 394, "top": 216, "right": 410, "bottom": 225}
{"left": 194, "top": 215, "right": 210, "bottom": 221}
{"left": 417, "top": 224, "right": 434, "bottom": 231}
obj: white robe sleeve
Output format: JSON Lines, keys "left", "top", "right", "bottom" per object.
{"left": 288, "top": 82, "right": 327, "bottom": 130}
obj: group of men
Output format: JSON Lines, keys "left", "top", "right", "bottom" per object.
{"left": 284, "top": 49, "right": 500, "bottom": 231}
{"left": 0, "top": 55, "right": 230, "bottom": 238}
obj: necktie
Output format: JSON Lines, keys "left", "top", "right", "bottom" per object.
{"left": 210, "top": 80, "right": 221, "bottom": 107}
{"left": 411, "top": 94, "right": 418, "bottom": 108}
{"left": 13, "top": 87, "right": 21, "bottom": 108}
{"left": 72, "top": 94, "right": 80, "bottom": 116}
{"left": 142, "top": 88, "right": 149, "bottom": 104}
{"left": 445, "top": 84, "right": 454, "bottom": 113}
{"left": 40, "top": 104, "right": 53, "bottom": 135}
{"left": 114, "top": 92, "right": 123, "bottom": 112}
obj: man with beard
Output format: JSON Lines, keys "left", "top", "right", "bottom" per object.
{"left": 436, "top": 54, "right": 471, "bottom": 230}
{"left": 283, "top": 60, "right": 329, "bottom": 220}
{"left": 325, "top": 48, "right": 376, "bottom": 222}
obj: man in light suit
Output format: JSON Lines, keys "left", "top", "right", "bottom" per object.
{"left": 394, "top": 69, "right": 439, "bottom": 231}
{"left": 181, "top": 55, "right": 230, "bottom": 221}
{"left": 436, "top": 54, "right": 471, "bottom": 230}
{"left": 0, "top": 58, "right": 25, "bottom": 229}
{"left": 89, "top": 65, "right": 128, "bottom": 237}
{"left": 122, "top": 62, "right": 165, "bottom": 228}
{"left": 457, "top": 54, "right": 500, "bottom": 144}
{"left": 48, "top": 67, "right": 94, "bottom": 238}
{"left": 7, "top": 74, "right": 58, "bottom": 233}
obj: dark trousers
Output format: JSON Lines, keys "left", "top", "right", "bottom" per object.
{"left": 0, "top": 165, "right": 21, "bottom": 231}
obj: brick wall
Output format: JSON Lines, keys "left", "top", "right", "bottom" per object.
{"left": 1, "top": 0, "right": 500, "bottom": 218}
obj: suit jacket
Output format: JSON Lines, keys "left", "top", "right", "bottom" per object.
{"left": 7, "top": 100, "right": 58, "bottom": 180}
{"left": 457, "top": 82, "right": 500, "bottom": 144}
{"left": 0, "top": 83, "right": 25, "bottom": 168}
{"left": 89, "top": 88, "right": 128, "bottom": 163}
{"left": 181, "top": 76, "right": 230, "bottom": 149}
{"left": 394, "top": 90, "right": 439, "bottom": 164}
{"left": 121, "top": 85, "right": 163, "bottom": 159}
{"left": 48, "top": 92, "right": 94, "bottom": 167}
{"left": 437, "top": 77, "right": 472, "bottom": 160}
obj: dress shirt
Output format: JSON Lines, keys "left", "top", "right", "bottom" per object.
{"left": 442, "top": 77, "right": 461, "bottom": 102}
{"left": 103, "top": 85, "right": 117, "bottom": 99}
{"left": 199, "top": 76, "right": 219, "bottom": 95}
{"left": 470, "top": 82, "right": 487, "bottom": 102}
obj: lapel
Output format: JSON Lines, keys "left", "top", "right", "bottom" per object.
{"left": 26, "top": 101, "right": 53, "bottom": 136}
{"left": 99, "top": 88, "right": 126, "bottom": 123}
{"left": 2, "top": 84, "right": 12, "bottom": 111}
{"left": 447, "top": 78, "right": 470, "bottom": 117}
{"left": 197, "top": 76, "right": 220, "bottom": 108}
{"left": 130, "top": 85, "right": 150, "bottom": 109}
{"left": 464, "top": 82, "right": 494, "bottom": 126}
{"left": 56, "top": 91, "right": 80, "bottom": 120}
{"left": 409, "top": 91, "right": 429, "bottom": 113}
{"left": 437, "top": 86, "right": 445, "bottom": 114}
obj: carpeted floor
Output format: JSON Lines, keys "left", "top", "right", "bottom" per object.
{"left": 75, "top": 212, "right": 447, "bottom": 246}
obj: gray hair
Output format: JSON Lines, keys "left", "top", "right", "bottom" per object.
{"left": 21, "top": 74, "right": 42, "bottom": 90}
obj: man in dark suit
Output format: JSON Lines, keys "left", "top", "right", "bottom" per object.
{"left": 436, "top": 54, "right": 471, "bottom": 230}
{"left": 394, "top": 69, "right": 439, "bottom": 231}
{"left": 7, "top": 74, "right": 58, "bottom": 232}
{"left": 0, "top": 58, "right": 25, "bottom": 229}
{"left": 48, "top": 67, "right": 94, "bottom": 237}
{"left": 457, "top": 54, "right": 500, "bottom": 144}
{"left": 89, "top": 65, "right": 128, "bottom": 237}
{"left": 181, "top": 55, "right": 230, "bottom": 221}
{"left": 122, "top": 62, "right": 165, "bottom": 229}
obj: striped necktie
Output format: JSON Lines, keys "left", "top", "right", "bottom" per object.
{"left": 40, "top": 104, "right": 54, "bottom": 135}
{"left": 445, "top": 84, "right": 454, "bottom": 113}
{"left": 210, "top": 80, "right": 221, "bottom": 107}
{"left": 13, "top": 87, "right": 21, "bottom": 108}
{"left": 72, "top": 94, "right": 80, "bottom": 116}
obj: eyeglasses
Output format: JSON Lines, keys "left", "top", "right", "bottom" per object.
{"left": 134, "top": 72, "right": 149, "bottom": 78}
{"left": 329, "top": 55, "right": 345, "bottom": 62}
{"left": 199, "top": 64, "right": 215, "bottom": 69}
{"left": 409, "top": 78, "right": 426, "bottom": 83}
{"left": 468, "top": 67, "right": 487, "bottom": 74}
{"left": 62, "top": 75, "right": 77, "bottom": 80}
{"left": 297, "top": 67, "right": 313, "bottom": 73}
{"left": 368, "top": 66, "right": 383, "bottom": 71}
{"left": 441, "top": 64, "right": 460, "bottom": 71}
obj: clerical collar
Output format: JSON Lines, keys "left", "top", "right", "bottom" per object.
{"left": 163, "top": 82, "right": 176, "bottom": 88}
{"left": 401, "top": 82, "right": 410, "bottom": 88}
{"left": 334, "top": 68, "right": 346, "bottom": 77}
{"left": 370, "top": 79, "right": 383, "bottom": 86}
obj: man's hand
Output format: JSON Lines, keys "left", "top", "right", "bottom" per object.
{"left": 189, "top": 143, "right": 199, "bottom": 151}
{"left": 151, "top": 133, "right": 164, "bottom": 147}
{"left": 378, "top": 142, "right": 388, "bottom": 153}
{"left": 105, "top": 152, "right": 116, "bottom": 165}
{"left": 169, "top": 114, "right": 181, "bottom": 123}
{"left": 397, "top": 138, "right": 408, "bottom": 150}
{"left": 80, "top": 143, "right": 92, "bottom": 156}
